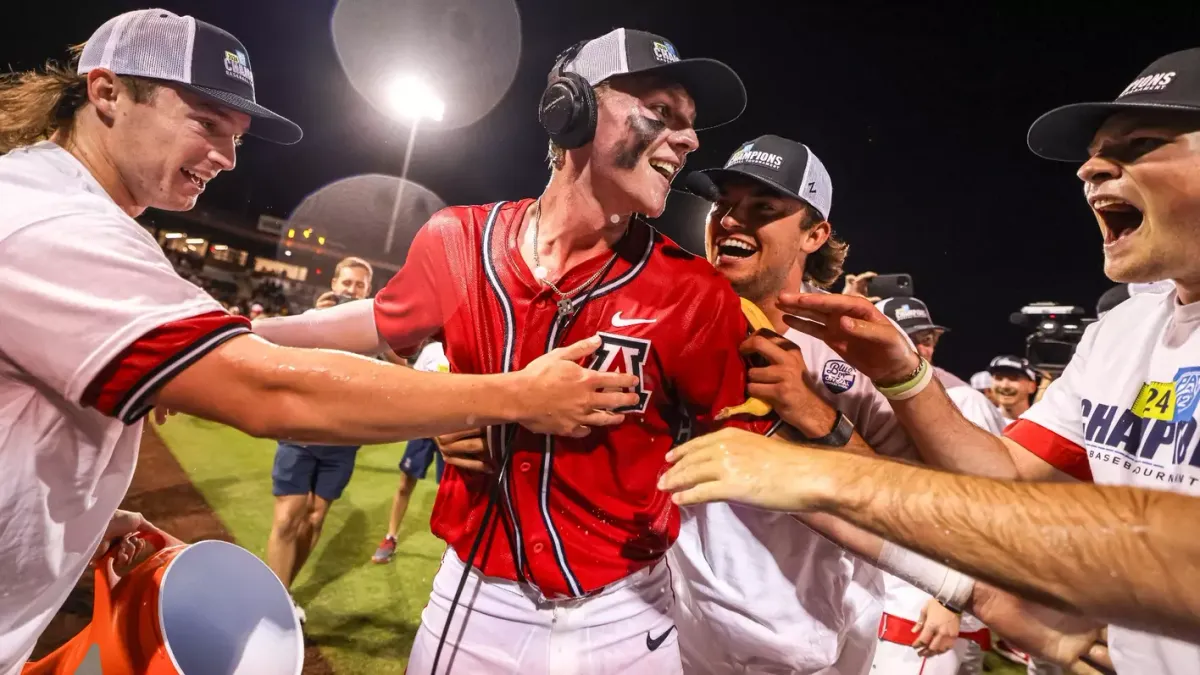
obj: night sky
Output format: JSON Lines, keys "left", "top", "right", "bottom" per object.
{"left": 7, "top": 0, "right": 1199, "bottom": 378}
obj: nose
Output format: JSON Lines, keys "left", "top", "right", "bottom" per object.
{"left": 209, "top": 139, "right": 237, "bottom": 172}
{"left": 670, "top": 126, "right": 700, "bottom": 156}
{"left": 1077, "top": 153, "right": 1121, "bottom": 188}
{"left": 718, "top": 203, "right": 745, "bottom": 232}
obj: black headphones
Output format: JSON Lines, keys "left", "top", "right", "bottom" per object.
{"left": 538, "top": 40, "right": 597, "bottom": 150}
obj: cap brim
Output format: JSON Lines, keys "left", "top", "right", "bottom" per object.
{"left": 903, "top": 323, "right": 949, "bottom": 335}
{"left": 989, "top": 366, "right": 1036, "bottom": 380}
{"left": 1027, "top": 100, "right": 1200, "bottom": 162}
{"left": 634, "top": 58, "right": 746, "bottom": 131}
{"left": 186, "top": 84, "right": 303, "bottom": 145}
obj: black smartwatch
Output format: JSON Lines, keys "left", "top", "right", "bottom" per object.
{"left": 806, "top": 411, "right": 854, "bottom": 447}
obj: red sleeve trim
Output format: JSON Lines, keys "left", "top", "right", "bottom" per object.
{"left": 83, "top": 311, "right": 251, "bottom": 424}
{"left": 1004, "top": 419, "right": 1093, "bottom": 482}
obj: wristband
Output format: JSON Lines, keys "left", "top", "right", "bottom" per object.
{"left": 878, "top": 541, "right": 975, "bottom": 613}
{"left": 876, "top": 358, "right": 932, "bottom": 401}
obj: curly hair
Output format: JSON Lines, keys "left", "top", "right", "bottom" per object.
{"left": 800, "top": 204, "right": 850, "bottom": 290}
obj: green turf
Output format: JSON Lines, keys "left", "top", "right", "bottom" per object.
{"left": 158, "top": 415, "right": 1031, "bottom": 675}
{"left": 157, "top": 415, "right": 443, "bottom": 674}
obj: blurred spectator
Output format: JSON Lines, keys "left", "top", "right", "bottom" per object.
{"left": 986, "top": 356, "right": 1039, "bottom": 425}
{"left": 970, "top": 371, "right": 998, "bottom": 406}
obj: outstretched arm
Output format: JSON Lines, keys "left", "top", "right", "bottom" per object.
{"left": 659, "top": 429, "right": 1200, "bottom": 645}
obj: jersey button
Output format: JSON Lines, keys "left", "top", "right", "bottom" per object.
{"left": 533, "top": 542, "right": 545, "bottom": 553}
{"left": 519, "top": 461, "right": 532, "bottom": 472}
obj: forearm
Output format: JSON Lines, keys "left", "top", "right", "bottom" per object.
{"left": 890, "top": 378, "right": 1023, "bottom": 478}
{"left": 252, "top": 299, "right": 388, "bottom": 355}
{"left": 160, "top": 337, "right": 518, "bottom": 444}
{"left": 815, "top": 452, "right": 1200, "bottom": 641}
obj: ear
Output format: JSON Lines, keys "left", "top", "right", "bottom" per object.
{"left": 799, "top": 218, "right": 832, "bottom": 255}
{"left": 84, "top": 68, "right": 120, "bottom": 121}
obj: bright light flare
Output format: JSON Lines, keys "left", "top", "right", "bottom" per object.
{"left": 387, "top": 75, "right": 445, "bottom": 122}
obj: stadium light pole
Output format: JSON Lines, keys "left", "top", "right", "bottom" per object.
{"left": 384, "top": 75, "right": 445, "bottom": 254}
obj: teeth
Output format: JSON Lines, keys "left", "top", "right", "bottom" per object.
{"left": 648, "top": 159, "right": 677, "bottom": 178}
{"left": 182, "top": 169, "right": 205, "bottom": 189}
{"left": 1092, "top": 197, "right": 1133, "bottom": 210}
{"left": 719, "top": 238, "right": 756, "bottom": 252}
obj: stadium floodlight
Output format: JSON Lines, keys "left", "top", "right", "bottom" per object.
{"left": 387, "top": 75, "right": 445, "bottom": 122}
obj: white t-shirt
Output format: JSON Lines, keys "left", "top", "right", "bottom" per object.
{"left": 668, "top": 322, "right": 917, "bottom": 672}
{"left": 0, "top": 143, "right": 247, "bottom": 673}
{"left": 1011, "top": 289, "right": 1200, "bottom": 675}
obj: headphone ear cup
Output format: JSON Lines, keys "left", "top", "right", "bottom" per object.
{"left": 538, "top": 72, "right": 596, "bottom": 150}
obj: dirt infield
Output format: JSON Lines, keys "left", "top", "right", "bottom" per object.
{"left": 31, "top": 425, "right": 335, "bottom": 675}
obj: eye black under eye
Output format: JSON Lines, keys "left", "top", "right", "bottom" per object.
{"left": 1108, "top": 137, "right": 1168, "bottom": 162}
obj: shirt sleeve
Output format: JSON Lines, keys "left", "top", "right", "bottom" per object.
{"left": 1005, "top": 322, "right": 1098, "bottom": 482}
{"left": 373, "top": 209, "right": 462, "bottom": 356}
{"left": 672, "top": 277, "right": 780, "bottom": 437}
{"left": 0, "top": 215, "right": 249, "bottom": 423}
{"left": 945, "top": 386, "right": 1009, "bottom": 436}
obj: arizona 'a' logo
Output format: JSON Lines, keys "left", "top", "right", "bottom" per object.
{"left": 589, "top": 332, "right": 653, "bottom": 413}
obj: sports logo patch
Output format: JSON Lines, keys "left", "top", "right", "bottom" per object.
{"left": 589, "top": 332, "right": 653, "bottom": 413}
{"left": 652, "top": 41, "right": 679, "bottom": 64}
{"left": 1131, "top": 366, "right": 1200, "bottom": 423}
{"left": 224, "top": 49, "right": 254, "bottom": 86}
{"left": 822, "top": 360, "right": 856, "bottom": 394}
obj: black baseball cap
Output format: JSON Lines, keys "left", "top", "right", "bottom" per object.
{"left": 988, "top": 355, "right": 1037, "bottom": 382}
{"left": 698, "top": 135, "right": 833, "bottom": 220}
{"left": 560, "top": 28, "right": 747, "bottom": 131}
{"left": 78, "top": 9, "right": 302, "bottom": 145}
{"left": 1028, "top": 48, "right": 1200, "bottom": 161}
{"left": 875, "top": 296, "right": 947, "bottom": 336}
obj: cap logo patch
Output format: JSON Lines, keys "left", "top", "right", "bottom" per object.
{"left": 1119, "top": 71, "right": 1175, "bottom": 98}
{"left": 653, "top": 41, "right": 680, "bottom": 64}
{"left": 224, "top": 49, "right": 254, "bottom": 87}
{"left": 893, "top": 305, "right": 929, "bottom": 322}
{"left": 807, "top": 181, "right": 817, "bottom": 194}
{"left": 726, "top": 143, "right": 784, "bottom": 170}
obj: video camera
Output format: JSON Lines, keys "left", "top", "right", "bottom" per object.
{"left": 1009, "top": 302, "right": 1095, "bottom": 377}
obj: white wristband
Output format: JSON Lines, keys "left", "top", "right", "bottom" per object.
{"left": 878, "top": 541, "right": 975, "bottom": 610}
{"left": 882, "top": 362, "right": 934, "bottom": 401}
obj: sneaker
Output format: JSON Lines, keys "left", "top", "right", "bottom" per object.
{"left": 291, "top": 596, "right": 306, "bottom": 625}
{"left": 372, "top": 535, "right": 397, "bottom": 564}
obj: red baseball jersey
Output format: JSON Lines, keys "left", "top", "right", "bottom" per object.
{"left": 374, "top": 198, "right": 779, "bottom": 598}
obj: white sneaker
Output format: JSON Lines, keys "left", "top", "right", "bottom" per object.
{"left": 291, "top": 596, "right": 307, "bottom": 625}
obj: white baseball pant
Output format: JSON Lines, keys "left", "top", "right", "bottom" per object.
{"left": 406, "top": 548, "right": 680, "bottom": 674}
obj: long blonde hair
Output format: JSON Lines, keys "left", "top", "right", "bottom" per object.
{"left": 0, "top": 44, "right": 156, "bottom": 155}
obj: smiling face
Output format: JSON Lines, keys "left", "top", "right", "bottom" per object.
{"left": 103, "top": 76, "right": 250, "bottom": 212}
{"left": 1079, "top": 110, "right": 1200, "bottom": 291}
{"left": 705, "top": 177, "right": 829, "bottom": 303}
{"left": 584, "top": 74, "right": 699, "bottom": 217}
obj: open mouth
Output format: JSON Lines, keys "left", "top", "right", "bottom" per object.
{"left": 1091, "top": 196, "right": 1143, "bottom": 246}
{"left": 715, "top": 236, "right": 758, "bottom": 260}
{"left": 648, "top": 158, "right": 679, "bottom": 182}
{"left": 181, "top": 168, "right": 207, "bottom": 192}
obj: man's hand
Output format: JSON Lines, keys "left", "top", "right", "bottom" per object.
{"left": 94, "top": 510, "right": 185, "bottom": 568}
{"left": 971, "top": 581, "right": 1113, "bottom": 674}
{"left": 513, "top": 336, "right": 639, "bottom": 438}
{"left": 912, "top": 599, "right": 961, "bottom": 657}
{"left": 659, "top": 428, "right": 834, "bottom": 511}
{"left": 435, "top": 428, "right": 492, "bottom": 473}
{"left": 777, "top": 292, "right": 919, "bottom": 385}
{"left": 841, "top": 271, "right": 881, "bottom": 302}
{"left": 152, "top": 407, "right": 178, "bottom": 425}
{"left": 740, "top": 332, "right": 829, "bottom": 437}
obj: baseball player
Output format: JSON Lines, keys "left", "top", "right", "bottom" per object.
{"left": 0, "top": 11, "right": 634, "bottom": 673}
{"left": 749, "top": 46, "right": 1200, "bottom": 675}
{"left": 253, "top": 28, "right": 819, "bottom": 673}
{"left": 986, "top": 355, "right": 1039, "bottom": 425}
{"left": 869, "top": 297, "right": 1004, "bottom": 674}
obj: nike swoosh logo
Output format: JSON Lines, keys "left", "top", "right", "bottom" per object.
{"left": 646, "top": 625, "right": 676, "bottom": 652}
{"left": 612, "top": 311, "right": 657, "bottom": 327}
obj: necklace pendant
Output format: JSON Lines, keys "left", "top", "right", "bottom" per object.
{"left": 556, "top": 297, "right": 574, "bottom": 318}
{"left": 533, "top": 265, "right": 548, "bottom": 281}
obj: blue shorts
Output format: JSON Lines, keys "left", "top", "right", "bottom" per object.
{"left": 400, "top": 438, "right": 444, "bottom": 482}
{"left": 272, "top": 442, "right": 360, "bottom": 501}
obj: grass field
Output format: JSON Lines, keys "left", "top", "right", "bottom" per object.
{"left": 157, "top": 414, "right": 1025, "bottom": 674}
